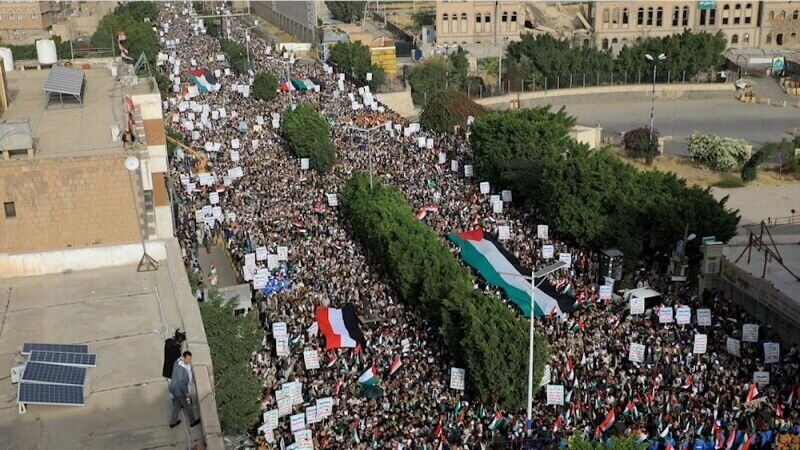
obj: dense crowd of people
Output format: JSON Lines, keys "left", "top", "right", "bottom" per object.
{"left": 157, "top": 3, "right": 800, "bottom": 449}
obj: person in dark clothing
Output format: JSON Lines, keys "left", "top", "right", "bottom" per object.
{"left": 162, "top": 329, "right": 186, "bottom": 379}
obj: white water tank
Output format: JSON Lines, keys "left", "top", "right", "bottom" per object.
{"left": 36, "top": 39, "right": 58, "bottom": 65}
{"left": 0, "top": 47, "right": 13, "bottom": 72}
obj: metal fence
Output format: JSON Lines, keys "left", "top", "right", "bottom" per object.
{"left": 466, "top": 69, "right": 735, "bottom": 99}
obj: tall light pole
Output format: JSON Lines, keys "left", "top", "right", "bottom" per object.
{"left": 346, "top": 121, "right": 392, "bottom": 190}
{"left": 645, "top": 53, "right": 666, "bottom": 147}
{"left": 242, "top": 21, "right": 259, "bottom": 70}
{"left": 124, "top": 155, "right": 159, "bottom": 272}
{"left": 499, "top": 260, "right": 567, "bottom": 428}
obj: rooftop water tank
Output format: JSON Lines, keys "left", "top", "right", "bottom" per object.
{"left": 0, "top": 47, "right": 13, "bottom": 72}
{"left": 36, "top": 39, "right": 58, "bottom": 65}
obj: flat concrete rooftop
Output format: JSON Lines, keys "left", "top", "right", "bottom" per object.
{"left": 1, "top": 67, "right": 124, "bottom": 158}
{"left": 0, "top": 259, "right": 206, "bottom": 449}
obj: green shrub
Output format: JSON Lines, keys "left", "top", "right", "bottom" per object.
{"left": 623, "top": 127, "right": 659, "bottom": 163}
{"left": 326, "top": 1, "right": 366, "bottom": 23}
{"left": 281, "top": 105, "right": 337, "bottom": 172}
{"left": 741, "top": 148, "right": 770, "bottom": 183}
{"left": 328, "top": 41, "right": 386, "bottom": 90}
{"left": 220, "top": 39, "right": 249, "bottom": 74}
{"left": 687, "top": 133, "right": 749, "bottom": 171}
{"left": 341, "top": 172, "right": 547, "bottom": 409}
{"left": 252, "top": 72, "right": 279, "bottom": 101}
{"left": 713, "top": 175, "right": 745, "bottom": 188}
{"left": 419, "top": 90, "right": 486, "bottom": 134}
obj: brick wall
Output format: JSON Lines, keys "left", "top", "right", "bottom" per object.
{"left": 0, "top": 154, "right": 140, "bottom": 253}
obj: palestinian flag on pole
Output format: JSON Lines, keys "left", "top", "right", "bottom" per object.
{"left": 186, "top": 68, "right": 221, "bottom": 93}
{"left": 316, "top": 304, "right": 367, "bottom": 350}
{"left": 488, "top": 412, "right": 503, "bottom": 430}
{"left": 358, "top": 365, "right": 377, "bottom": 386}
{"left": 446, "top": 228, "right": 575, "bottom": 317}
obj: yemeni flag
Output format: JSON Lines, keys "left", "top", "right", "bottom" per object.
{"left": 389, "top": 356, "right": 402, "bottom": 374}
{"left": 186, "top": 68, "right": 221, "bottom": 93}
{"left": 416, "top": 205, "right": 439, "bottom": 220}
{"left": 595, "top": 410, "right": 615, "bottom": 438}
{"left": 316, "top": 304, "right": 367, "bottom": 350}
{"left": 682, "top": 374, "right": 693, "bottom": 389}
{"left": 447, "top": 228, "right": 574, "bottom": 317}
{"left": 745, "top": 384, "right": 758, "bottom": 403}
{"left": 725, "top": 427, "right": 736, "bottom": 449}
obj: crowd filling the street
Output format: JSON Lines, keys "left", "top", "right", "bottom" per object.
{"left": 157, "top": 3, "right": 800, "bottom": 449}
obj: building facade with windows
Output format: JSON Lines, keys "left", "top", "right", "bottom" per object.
{"left": 0, "top": 1, "right": 59, "bottom": 44}
{"left": 590, "top": 2, "right": 800, "bottom": 51}
{"left": 251, "top": 0, "right": 320, "bottom": 43}
{"left": 435, "top": 0, "right": 521, "bottom": 45}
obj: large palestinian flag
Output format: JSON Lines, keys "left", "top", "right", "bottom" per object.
{"left": 316, "top": 304, "right": 367, "bottom": 350}
{"left": 186, "top": 68, "right": 221, "bottom": 93}
{"left": 447, "top": 228, "right": 576, "bottom": 317}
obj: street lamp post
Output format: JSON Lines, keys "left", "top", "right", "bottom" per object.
{"left": 346, "top": 121, "right": 392, "bottom": 190}
{"left": 498, "top": 260, "right": 567, "bottom": 428}
{"left": 645, "top": 53, "right": 666, "bottom": 147}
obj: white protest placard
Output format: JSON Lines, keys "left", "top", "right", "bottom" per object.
{"left": 675, "top": 306, "right": 691, "bottom": 325}
{"left": 537, "top": 225, "right": 549, "bottom": 240}
{"left": 438, "top": 152, "right": 447, "bottom": 164}
{"left": 451, "top": 160, "right": 459, "bottom": 172}
{"left": 253, "top": 269, "right": 269, "bottom": 290}
{"left": 326, "top": 194, "right": 338, "bottom": 207}
{"left": 316, "top": 397, "right": 333, "bottom": 418}
{"left": 276, "top": 337, "right": 290, "bottom": 357}
{"left": 198, "top": 172, "right": 214, "bottom": 186}
{"left": 742, "top": 324, "right": 759, "bottom": 342}
{"left": 631, "top": 296, "right": 644, "bottom": 315}
{"left": 490, "top": 194, "right": 500, "bottom": 204}
{"left": 301, "top": 158, "right": 310, "bottom": 170}
{"left": 764, "top": 342, "right": 780, "bottom": 364}
{"left": 693, "top": 334, "right": 708, "bottom": 354}
{"left": 727, "top": 337, "right": 741, "bottom": 357}
{"left": 277, "top": 246, "right": 289, "bottom": 261}
{"left": 450, "top": 367, "right": 465, "bottom": 390}
{"left": 276, "top": 391, "right": 292, "bottom": 416}
{"left": 245, "top": 252, "right": 256, "bottom": 267}
{"left": 263, "top": 409, "right": 279, "bottom": 430}
{"left": 229, "top": 167, "right": 244, "bottom": 178}
{"left": 498, "top": 225, "right": 510, "bottom": 241}
{"left": 209, "top": 191, "right": 221, "bottom": 205}
{"left": 303, "top": 349, "right": 320, "bottom": 370}
{"left": 305, "top": 406, "right": 319, "bottom": 424}
{"left": 659, "top": 306, "right": 674, "bottom": 324}
{"left": 753, "top": 371, "right": 770, "bottom": 386}
{"left": 492, "top": 200, "right": 503, "bottom": 214}
{"left": 231, "top": 150, "right": 240, "bottom": 162}
{"left": 502, "top": 190, "right": 512, "bottom": 203}
{"left": 559, "top": 253, "right": 572, "bottom": 267}
{"left": 546, "top": 385, "right": 564, "bottom": 406}
{"left": 256, "top": 246, "right": 268, "bottom": 261}
{"left": 267, "top": 254, "right": 279, "bottom": 270}
{"left": 479, "top": 182, "right": 490, "bottom": 194}
{"left": 242, "top": 264, "right": 257, "bottom": 281}
{"left": 426, "top": 138, "right": 434, "bottom": 149}
{"left": 542, "top": 245, "right": 554, "bottom": 259}
{"left": 273, "top": 322, "right": 288, "bottom": 338}
{"left": 231, "top": 138, "right": 240, "bottom": 149}
{"left": 295, "top": 429, "right": 313, "bottom": 448}
{"left": 288, "top": 383, "right": 303, "bottom": 405}
{"left": 697, "top": 308, "right": 712, "bottom": 326}
{"left": 599, "top": 285, "right": 612, "bottom": 300}
{"left": 464, "top": 165, "right": 474, "bottom": 177}
{"left": 290, "top": 412, "right": 306, "bottom": 432}
{"left": 629, "top": 343, "right": 646, "bottom": 363}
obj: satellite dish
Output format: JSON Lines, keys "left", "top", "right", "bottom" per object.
{"left": 124, "top": 156, "right": 140, "bottom": 171}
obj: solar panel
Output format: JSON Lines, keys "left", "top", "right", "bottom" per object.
{"left": 22, "top": 343, "right": 89, "bottom": 355}
{"left": 17, "top": 382, "right": 84, "bottom": 406}
{"left": 22, "top": 362, "right": 86, "bottom": 386}
{"left": 28, "top": 351, "right": 97, "bottom": 367}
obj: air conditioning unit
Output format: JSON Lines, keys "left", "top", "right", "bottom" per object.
{"left": 10, "top": 364, "right": 25, "bottom": 384}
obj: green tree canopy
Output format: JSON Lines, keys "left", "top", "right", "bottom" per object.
{"left": 252, "top": 71, "right": 279, "bottom": 101}
{"left": 407, "top": 54, "right": 468, "bottom": 105}
{"left": 328, "top": 41, "right": 386, "bottom": 90}
{"left": 220, "top": 39, "right": 249, "bottom": 74}
{"left": 326, "top": 1, "right": 366, "bottom": 23}
{"left": 341, "top": 172, "right": 547, "bottom": 409}
{"left": 419, "top": 90, "right": 486, "bottom": 134}
{"left": 281, "top": 104, "right": 337, "bottom": 172}
{"left": 91, "top": 2, "right": 159, "bottom": 63}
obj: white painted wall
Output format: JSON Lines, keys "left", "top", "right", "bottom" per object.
{"left": 155, "top": 205, "right": 174, "bottom": 239}
{"left": 0, "top": 241, "right": 168, "bottom": 278}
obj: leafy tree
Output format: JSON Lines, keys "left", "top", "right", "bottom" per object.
{"left": 220, "top": 39, "right": 249, "bottom": 74}
{"left": 91, "top": 2, "right": 158, "bottom": 62}
{"left": 252, "top": 71, "right": 279, "bottom": 101}
{"left": 623, "top": 127, "right": 660, "bottom": 164}
{"left": 567, "top": 432, "right": 648, "bottom": 449}
{"left": 113, "top": 1, "right": 159, "bottom": 23}
{"left": 326, "top": 1, "right": 366, "bottom": 23}
{"left": 687, "top": 134, "right": 749, "bottom": 171}
{"left": 340, "top": 172, "right": 547, "bottom": 408}
{"left": 199, "top": 290, "right": 262, "bottom": 436}
{"left": 419, "top": 90, "right": 486, "bottom": 134}
{"left": 741, "top": 149, "right": 770, "bottom": 183}
{"left": 328, "top": 41, "right": 386, "bottom": 89}
{"left": 408, "top": 55, "right": 467, "bottom": 105}
{"left": 281, "top": 104, "right": 337, "bottom": 172}
{"left": 408, "top": 10, "right": 435, "bottom": 33}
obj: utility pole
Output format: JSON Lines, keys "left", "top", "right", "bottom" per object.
{"left": 645, "top": 53, "right": 666, "bottom": 147}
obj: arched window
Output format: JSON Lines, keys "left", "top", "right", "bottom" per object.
{"left": 776, "top": 33, "right": 783, "bottom": 45}
{"left": 602, "top": 38, "right": 609, "bottom": 50}
{"left": 475, "top": 13, "right": 481, "bottom": 23}
{"left": 734, "top": 3, "right": 741, "bottom": 24}
{"left": 450, "top": 13, "right": 457, "bottom": 33}
{"left": 637, "top": 7, "right": 644, "bottom": 25}
{"left": 502, "top": 11, "right": 508, "bottom": 22}
{"left": 612, "top": 8, "right": 619, "bottom": 25}
{"left": 461, "top": 13, "right": 467, "bottom": 20}
{"left": 766, "top": 33, "right": 772, "bottom": 44}
{"left": 647, "top": 7, "right": 654, "bottom": 25}
{"left": 461, "top": 13, "right": 468, "bottom": 33}
{"left": 682, "top": 6, "right": 689, "bottom": 26}
{"left": 778, "top": 10, "right": 786, "bottom": 21}
{"left": 656, "top": 7, "right": 663, "bottom": 26}
{"left": 745, "top": 3, "right": 753, "bottom": 24}
{"left": 442, "top": 13, "right": 449, "bottom": 21}
{"left": 731, "top": 34, "right": 739, "bottom": 44}
{"left": 743, "top": 33, "right": 750, "bottom": 44}
{"left": 511, "top": 12, "right": 517, "bottom": 22}
{"left": 791, "top": 32, "right": 797, "bottom": 43}
{"left": 672, "top": 6, "right": 680, "bottom": 26}
{"left": 768, "top": 11, "right": 774, "bottom": 20}
{"left": 793, "top": 10, "right": 799, "bottom": 20}
{"left": 723, "top": 4, "right": 730, "bottom": 24}
{"left": 612, "top": 37, "right": 618, "bottom": 44}
{"left": 622, "top": 8, "right": 629, "bottom": 25}
{"left": 602, "top": 9, "right": 610, "bottom": 26}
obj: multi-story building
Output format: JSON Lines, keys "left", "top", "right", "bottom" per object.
{"left": 251, "top": 0, "right": 320, "bottom": 43}
{"left": 435, "top": 0, "right": 522, "bottom": 45}
{"left": 0, "top": 0, "right": 59, "bottom": 44}
{"left": 588, "top": 1, "right": 800, "bottom": 51}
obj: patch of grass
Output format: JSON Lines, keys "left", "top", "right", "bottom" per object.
{"left": 712, "top": 175, "right": 746, "bottom": 188}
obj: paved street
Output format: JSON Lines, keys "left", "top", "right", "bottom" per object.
{"left": 552, "top": 95, "right": 799, "bottom": 155}
{"left": 197, "top": 245, "right": 239, "bottom": 288}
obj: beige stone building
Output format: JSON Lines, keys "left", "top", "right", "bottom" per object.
{"left": 251, "top": 0, "right": 321, "bottom": 43}
{"left": 435, "top": 0, "right": 522, "bottom": 45}
{"left": 0, "top": 0, "right": 58, "bottom": 44}
{"left": 588, "top": 1, "right": 800, "bottom": 51}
